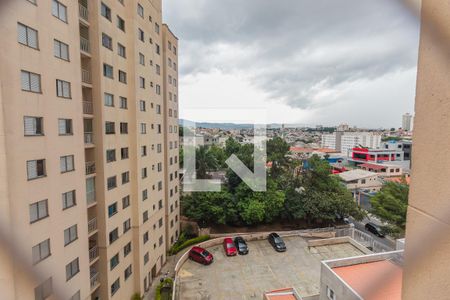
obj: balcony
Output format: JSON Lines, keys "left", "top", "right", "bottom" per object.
{"left": 86, "top": 190, "right": 95, "bottom": 206}
{"left": 80, "top": 37, "right": 90, "bottom": 54}
{"left": 85, "top": 161, "right": 95, "bottom": 175}
{"left": 84, "top": 132, "right": 93, "bottom": 145}
{"left": 88, "top": 217, "right": 97, "bottom": 234}
{"left": 82, "top": 69, "right": 91, "bottom": 84}
{"left": 90, "top": 271, "right": 100, "bottom": 290}
{"left": 83, "top": 101, "right": 93, "bottom": 114}
{"left": 79, "top": 4, "right": 88, "bottom": 22}
{"left": 89, "top": 246, "right": 99, "bottom": 262}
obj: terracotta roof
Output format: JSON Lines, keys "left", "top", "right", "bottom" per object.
{"left": 264, "top": 288, "right": 302, "bottom": 300}
{"left": 332, "top": 260, "right": 402, "bottom": 300}
{"left": 359, "top": 163, "right": 387, "bottom": 171}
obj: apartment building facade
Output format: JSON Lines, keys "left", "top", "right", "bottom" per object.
{"left": 0, "top": 0, "right": 180, "bottom": 299}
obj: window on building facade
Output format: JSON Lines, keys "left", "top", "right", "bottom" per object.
{"left": 30, "top": 199, "right": 48, "bottom": 223}
{"left": 58, "top": 119, "right": 72, "bottom": 135}
{"left": 21, "top": 70, "right": 41, "bottom": 92}
{"left": 60, "top": 155, "right": 74, "bottom": 173}
{"left": 56, "top": 79, "right": 71, "bottom": 98}
{"left": 24, "top": 116, "right": 43, "bottom": 136}
{"left": 18, "top": 23, "right": 38, "bottom": 49}
{"left": 54, "top": 39, "right": 69, "bottom": 60}
{"left": 27, "top": 159, "right": 46, "bottom": 180}
{"left": 52, "top": 0, "right": 67, "bottom": 22}
{"left": 64, "top": 225, "right": 78, "bottom": 246}
{"left": 32, "top": 239, "right": 51, "bottom": 264}
{"left": 65, "top": 258, "right": 79, "bottom": 281}
{"left": 62, "top": 190, "right": 76, "bottom": 209}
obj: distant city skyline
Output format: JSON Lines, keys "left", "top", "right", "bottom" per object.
{"left": 164, "top": 0, "right": 419, "bottom": 128}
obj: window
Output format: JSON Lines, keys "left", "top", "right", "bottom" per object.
{"left": 118, "top": 70, "right": 127, "bottom": 83}
{"left": 32, "top": 239, "right": 51, "bottom": 264}
{"left": 102, "top": 33, "right": 113, "bottom": 50}
{"left": 157, "top": 144, "right": 162, "bottom": 153}
{"left": 56, "top": 79, "right": 71, "bottom": 98}
{"left": 142, "top": 189, "right": 148, "bottom": 201}
{"left": 110, "top": 253, "right": 119, "bottom": 270}
{"left": 155, "top": 23, "right": 160, "bottom": 34}
{"left": 109, "top": 228, "right": 119, "bottom": 244}
{"left": 121, "top": 147, "right": 129, "bottom": 159}
{"left": 104, "top": 93, "right": 114, "bottom": 106}
{"left": 106, "top": 149, "right": 116, "bottom": 163}
{"left": 111, "top": 278, "right": 120, "bottom": 296}
{"left": 21, "top": 70, "right": 41, "bottom": 92}
{"left": 157, "top": 124, "right": 162, "bottom": 134}
{"left": 139, "top": 77, "right": 145, "bottom": 89}
{"left": 155, "top": 43, "right": 160, "bottom": 54}
{"left": 122, "top": 195, "right": 130, "bottom": 209}
{"left": 108, "top": 202, "right": 118, "bottom": 218}
{"left": 117, "top": 16, "right": 125, "bottom": 31}
{"left": 140, "top": 123, "right": 147, "bottom": 134}
{"left": 141, "top": 167, "right": 147, "bottom": 179}
{"left": 105, "top": 121, "right": 115, "bottom": 134}
{"left": 124, "top": 265, "right": 132, "bottom": 280}
{"left": 52, "top": 0, "right": 67, "bottom": 22}
{"left": 144, "top": 252, "right": 149, "bottom": 264}
{"left": 34, "top": 277, "right": 52, "bottom": 300}
{"left": 123, "top": 218, "right": 131, "bottom": 233}
{"left": 60, "top": 155, "right": 74, "bottom": 173}
{"left": 62, "top": 190, "right": 76, "bottom": 209}
{"left": 30, "top": 199, "right": 48, "bottom": 223}
{"left": 158, "top": 199, "right": 163, "bottom": 209}
{"left": 143, "top": 232, "right": 149, "bottom": 244}
{"left": 70, "top": 291, "right": 80, "bottom": 300}
{"left": 137, "top": 4, "right": 144, "bottom": 17}
{"left": 118, "top": 43, "right": 126, "bottom": 57}
{"left": 122, "top": 171, "right": 130, "bottom": 184}
{"left": 159, "top": 218, "right": 163, "bottom": 228}
{"left": 169, "top": 75, "right": 172, "bottom": 84}
{"left": 65, "top": 258, "right": 79, "bottom": 281}
{"left": 168, "top": 41, "right": 172, "bottom": 50}
{"left": 120, "top": 122, "right": 128, "bottom": 134}
{"left": 107, "top": 176, "right": 117, "bottom": 190}
{"left": 143, "top": 211, "right": 148, "bottom": 223}
{"left": 24, "top": 116, "right": 43, "bottom": 136}
{"left": 141, "top": 145, "right": 147, "bottom": 157}
{"left": 156, "top": 64, "right": 160, "bottom": 75}
{"left": 157, "top": 162, "right": 162, "bottom": 172}
{"left": 101, "top": 2, "right": 111, "bottom": 21}
{"left": 173, "top": 46, "right": 177, "bottom": 55}
{"left": 138, "top": 28, "right": 144, "bottom": 41}
{"left": 139, "top": 53, "right": 145, "bottom": 65}
{"left": 119, "top": 96, "right": 127, "bottom": 109}
{"left": 58, "top": 119, "right": 72, "bottom": 135}
{"left": 124, "top": 242, "right": 131, "bottom": 256}
{"left": 173, "top": 79, "right": 177, "bottom": 87}
{"left": 156, "top": 104, "right": 161, "bottom": 114}
{"left": 139, "top": 100, "right": 146, "bottom": 111}
{"left": 27, "top": 159, "right": 46, "bottom": 180}
{"left": 156, "top": 84, "right": 161, "bottom": 95}
{"left": 54, "top": 39, "right": 69, "bottom": 60}
{"left": 159, "top": 236, "right": 163, "bottom": 246}
{"left": 18, "top": 23, "right": 38, "bottom": 49}
{"left": 64, "top": 225, "right": 78, "bottom": 246}
{"left": 327, "top": 286, "right": 336, "bottom": 300}
{"left": 103, "top": 64, "right": 113, "bottom": 78}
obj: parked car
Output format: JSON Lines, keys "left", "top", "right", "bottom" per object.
{"left": 365, "top": 222, "right": 385, "bottom": 237}
{"left": 234, "top": 236, "right": 249, "bottom": 255}
{"left": 188, "top": 246, "right": 214, "bottom": 265}
{"left": 223, "top": 237, "right": 237, "bottom": 256}
{"left": 268, "top": 233, "right": 286, "bottom": 252}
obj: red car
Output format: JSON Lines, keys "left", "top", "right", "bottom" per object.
{"left": 223, "top": 237, "right": 237, "bottom": 256}
{"left": 188, "top": 246, "right": 214, "bottom": 265}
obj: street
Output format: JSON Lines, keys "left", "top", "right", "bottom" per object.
{"left": 349, "top": 216, "right": 397, "bottom": 249}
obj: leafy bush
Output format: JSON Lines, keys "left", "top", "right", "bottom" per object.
{"left": 131, "top": 293, "right": 142, "bottom": 300}
{"left": 155, "top": 278, "right": 173, "bottom": 300}
{"left": 168, "top": 235, "right": 210, "bottom": 255}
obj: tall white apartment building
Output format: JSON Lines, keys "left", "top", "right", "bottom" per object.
{"left": 321, "top": 132, "right": 381, "bottom": 154}
{"left": 402, "top": 113, "right": 413, "bottom": 131}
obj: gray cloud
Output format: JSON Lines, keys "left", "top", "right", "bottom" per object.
{"left": 163, "top": 0, "right": 419, "bottom": 110}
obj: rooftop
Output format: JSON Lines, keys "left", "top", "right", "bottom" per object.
{"left": 263, "top": 287, "right": 302, "bottom": 300}
{"left": 338, "top": 169, "right": 378, "bottom": 182}
{"left": 332, "top": 260, "right": 402, "bottom": 300}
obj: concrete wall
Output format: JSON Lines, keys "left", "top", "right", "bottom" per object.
{"left": 402, "top": 0, "right": 450, "bottom": 299}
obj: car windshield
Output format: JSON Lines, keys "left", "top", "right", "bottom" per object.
{"left": 201, "top": 250, "right": 210, "bottom": 256}
{"left": 274, "top": 237, "right": 283, "bottom": 244}
{"left": 226, "top": 243, "right": 234, "bottom": 249}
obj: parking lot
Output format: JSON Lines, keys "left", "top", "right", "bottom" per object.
{"left": 177, "top": 236, "right": 365, "bottom": 300}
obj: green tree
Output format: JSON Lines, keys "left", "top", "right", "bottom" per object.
{"left": 370, "top": 181, "right": 409, "bottom": 237}
{"left": 267, "top": 136, "right": 290, "bottom": 178}
{"left": 208, "top": 144, "right": 227, "bottom": 169}
{"left": 195, "top": 145, "right": 218, "bottom": 179}
{"left": 182, "top": 191, "right": 234, "bottom": 226}
{"left": 224, "top": 137, "right": 241, "bottom": 157}
{"left": 235, "top": 180, "right": 285, "bottom": 225}
{"left": 225, "top": 143, "right": 254, "bottom": 191}
{"left": 285, "top": 155, "right": 364, "bottom": 225}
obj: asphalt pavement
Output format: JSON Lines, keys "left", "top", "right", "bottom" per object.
{"left": 349, "top": 215, "right": 397, "bottom": 249}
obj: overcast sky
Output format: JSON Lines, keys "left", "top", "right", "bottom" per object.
{"left": 163, "top": 0, "right": 420, "bottom": 128}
